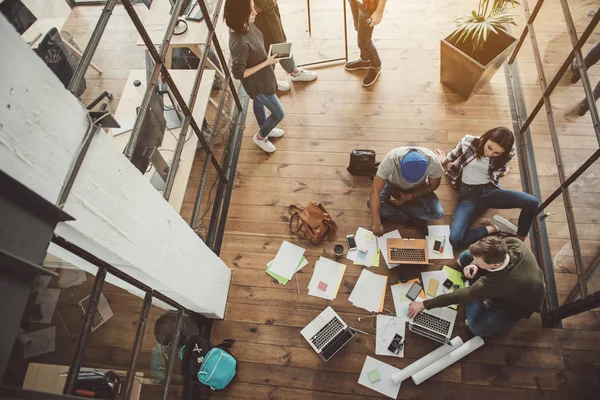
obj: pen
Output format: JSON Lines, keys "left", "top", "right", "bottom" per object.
{"left": 440, "top": 236, "right": 446, "bottom": 253}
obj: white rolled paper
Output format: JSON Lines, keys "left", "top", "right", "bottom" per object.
{"left": 390, "top": 336, "right": 463, "bottom": 384}
{"left": 412, "top": 336, "right": 484, "bottom": 385}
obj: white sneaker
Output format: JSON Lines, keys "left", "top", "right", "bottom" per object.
{"left": 291, "top": 68, "right": 318, "bottom": 82}
{"left": 267, "top": 127, "right": 284, "bottom": 138}
{"left": 491, "top": 215, "right": 518, "bottom": 235}
{"left": 253, "top": 134, "right": 276, "bottom": 153}
{"left": 277, "top": 80, "right": 290, "bottom": 91}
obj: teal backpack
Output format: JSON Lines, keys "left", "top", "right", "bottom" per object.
{"left": 197, "top": 347, "right": 237, "bottom": 390}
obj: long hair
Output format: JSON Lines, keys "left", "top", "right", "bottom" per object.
{"left": 224, "top": 0, "right": 252, "bottom": 34}
{"left": 477, "top": 127, "right": 514, "bottom": 165}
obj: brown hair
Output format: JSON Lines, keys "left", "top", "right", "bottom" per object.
{"left": 469, "top": 236, "right": 508, "bottom": 265}
{"left": 224, "top": 0, "right": 252, "bottom": 34}
{"left": 477, "top": 127, "right": 514, "bottom": 165}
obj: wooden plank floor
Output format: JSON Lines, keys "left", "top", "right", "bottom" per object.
{"left": 207, "top": 0, "right": 600, "bottom": 399}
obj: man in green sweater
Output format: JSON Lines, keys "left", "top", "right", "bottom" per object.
{"left": 408, "top": 236, "right": 546, "bottom": 337}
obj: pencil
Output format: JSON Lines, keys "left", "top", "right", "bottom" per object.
{"left": 295, "top": 274, "right": 300, "bottom": 294}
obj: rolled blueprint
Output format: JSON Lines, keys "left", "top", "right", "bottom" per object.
{"left": 412, "top": 336, "right": 484, "bottom": 385}
{"left": 390, "top": 336, "right": 463, "bottom": 384}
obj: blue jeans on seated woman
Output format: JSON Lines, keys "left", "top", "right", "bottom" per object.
{"left": 367, "top": 182, "right": 444, "bottom": 222}
{"left": 449, "top": 183, "right": 539, "bottom": 250}
{"left": 459, "top": 250, "right": 519, "bottom": 337}
{"left": 253, "top": 93, "right": 285, "bottom": 138}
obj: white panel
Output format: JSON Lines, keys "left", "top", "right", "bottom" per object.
{"left": 0, "top": 15, "right": 231, "bottom": 318}
{"left": 22, "top": 0, "right": 71, "bottom": 19}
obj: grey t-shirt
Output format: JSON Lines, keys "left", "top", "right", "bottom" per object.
{"left": 376, "top": 147, "right": 444, "bottom": 189}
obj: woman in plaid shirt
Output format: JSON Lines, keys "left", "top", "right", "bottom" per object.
{"left": 435, "top": 127, "right": 539, "bottom": 250}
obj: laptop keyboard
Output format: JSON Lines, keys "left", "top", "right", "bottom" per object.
{"left": 310, "top": 317, "right": 343, "bottom": 350}
{"left": 413, "top": 312, "right": 451, "bottom": 335}
{"left": 320, "top": 329, "right": 354, "bottom": 361}
{"left": 390, "top": 247, "right": 426, "bottom": 263}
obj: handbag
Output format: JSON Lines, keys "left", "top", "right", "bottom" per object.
{"left": 288, "top": 203, "right": 338, "bottom": 244}
{"left": 347, "top": 149, "right": 380, "bottom": 177}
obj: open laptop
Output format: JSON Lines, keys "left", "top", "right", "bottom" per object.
{"left": 408, "top": 307, "right": 457, "bottom": 345}
{"left": 387, "top": 238, "right": 429, "bottom": 265}
{"left": 301, "top": 307, "right": 356, "bottom": 362}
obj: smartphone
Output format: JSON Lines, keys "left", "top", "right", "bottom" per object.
{"left": 406, "top": 282, "right": 423, "bottom": 301}
{"left": 432, "top": 236, "right": 445, "bottom": 254}
{"left": 346, "top": 234, "right": 357, "bottom": 251}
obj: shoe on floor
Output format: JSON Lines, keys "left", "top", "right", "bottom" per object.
{"left": 344, "top": 58, "right": 371, "bottom": 71}
{"left": 277, "top": 80, "right": 290, "bottom": 92}
{"left": 491, "top": 214, "right": 518, "bottom": 235}
{"left": 570, "top": 59, "right": 581, "bottom": 84}
{"left": 268, "top": 127, "right": 284, "bottom": 138}
{"left": 577, "top": 100, "right": 589, "bottom": 116}
{"left": 362, "top": 66, "right": 381, "bottom": 87}
{"left": 253, "top": 134, "right": 276, "bottom": 153}
{"left": 291, "top": 68, "right": 318, "bottom": 82}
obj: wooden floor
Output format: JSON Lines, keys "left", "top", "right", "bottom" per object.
{"left": 6, "top": 0, "right": 600, "bottom": 399}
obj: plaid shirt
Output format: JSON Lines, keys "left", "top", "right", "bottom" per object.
{"left": 445, "top": 135, "right": 514, "bottom": 189}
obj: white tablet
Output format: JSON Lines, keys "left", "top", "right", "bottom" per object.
{"left": 268, "top": 42, "right": 293, "bottom": 59}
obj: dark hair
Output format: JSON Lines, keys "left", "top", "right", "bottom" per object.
{"left": 224, "top": 0, "right": 252, "bottom": 34}
{"left": 477, "top": 127, "right": 514, "bottom": 165}
{"left": 469, "top": 236, "right": 508, "bottom": 265}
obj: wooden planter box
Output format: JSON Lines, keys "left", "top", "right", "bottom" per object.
{"left": 440, "top": 29, "right": 517, "bottom": 99}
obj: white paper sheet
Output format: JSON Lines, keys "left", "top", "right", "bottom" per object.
{"left": 358, "top": 356, "right": 402, "bottom": 399}
{"left": 421, "top": 270, "right": 449, "bottom": 299}
{"left": 375, "top": 315, "right": 406, "bottom": 358}
{"left": 391, "top": 282, "right": 424, "bottom": 318}
{"left": 376, "top": 230, "right": 402, "bottom": 269}
{"left": 308, "top": 257, "right": 346, "bottom": 300}
{"left": 59, "top": 268, "right": 87, "bottom": 288}
{"left": 426, "top": 225, "right": 455, "bottom": 260}
{"left": 349, "top": 269, "right": 387, "bottom": 312}
{"left": 268, "top": 241, "right": 306, "bottom": 280}
{"left": 23, "top": 327, "right": 56, "bottom": 358}
{"left": 31, "top": 288, "right": 60, "bottom": 324}
{"left": 347, "top": 227, "right": 378, "bottom": 267}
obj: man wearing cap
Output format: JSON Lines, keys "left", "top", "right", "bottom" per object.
{"left": 368, "top": 147, "right": 444, "bottom": 236}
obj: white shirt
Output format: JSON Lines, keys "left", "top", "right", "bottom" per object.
{"left": 462, "top": 156, "right": 491, "bottom": 185}
{"left": 489, "top": 255, "right": 510, "bottom": 272}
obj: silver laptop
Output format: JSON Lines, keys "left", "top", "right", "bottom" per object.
{"left": 301, "top": 307, "right": 356, "bottom": 362}
{"left": 408, "top": 306, "right": 457, "bottom": 345}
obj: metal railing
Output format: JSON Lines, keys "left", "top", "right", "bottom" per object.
{"left": 506, "top": 0, "right": 600, "bottom": 327}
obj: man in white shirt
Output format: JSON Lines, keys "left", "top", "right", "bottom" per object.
{"left": 368, "top": 147, "right": 444, "bottom": 236}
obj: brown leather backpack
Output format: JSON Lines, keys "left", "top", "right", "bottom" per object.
{"left": 288, "top": 203, "right": 338, "bottom": 244}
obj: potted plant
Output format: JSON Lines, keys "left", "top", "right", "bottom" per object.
{"left": 440, "top": 0, "right": 519, "bottom": 99}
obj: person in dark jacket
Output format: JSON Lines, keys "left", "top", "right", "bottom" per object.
{"left": 254, "top": 0, "right": 317, "bottom": 91}
{"left": 226, "top": 0, "right": 285, "bottom": 153}
{"left": 408, "top": 236, "right": 546, "bottom": 337}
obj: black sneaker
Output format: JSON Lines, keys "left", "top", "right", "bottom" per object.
{"left": 577, "top": 99, "right": 589, "bottom": 116}
{"left": 362, "top": 66, "right": 381, "bottom": 87}
{"left": 345, "top": 58, "right": 371, "bottom": 71}
{"left": 571, "top": 59, "right": 581, "bottom": 84}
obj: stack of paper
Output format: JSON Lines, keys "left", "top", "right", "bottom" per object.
{"left": 347, "top": 227, "right": 380, "bottom": 267}
{"left": 425, "top": 225, "right": 454, "bottom": 260}
{"left": 375, "top": 315, "right": 406, "bottom": 358}
{"left": 307, "top": 257, "right": 346, "bottom": 300}
{"left": 421, "top": 266, "right": 465, "bottom": 309}
{"left": 349, "top": 269, "right": 387, "bottom": 312}
{"left": 265, "top": 241, "right": 306, "bottom": 284}
{"left": 358, "top": 356, "right": 402, "bottom": 399}
{"left": 266, "top": 257, "right": 308, "bottom": 285}
{"left": 391, "top": 278, "right": 425, "bottom": 318}
{"left": 376, "top": 230, "right": 402, "bottom": 269}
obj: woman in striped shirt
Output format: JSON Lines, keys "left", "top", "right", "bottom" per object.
{"left": 435, "top": 127, "right": 539, "bottom": 250}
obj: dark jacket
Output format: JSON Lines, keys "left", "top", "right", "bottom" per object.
{"left": 254, "top": 0, "right": 287, "bottom": 50}
{"left": 423, "top": 238, "right": 546, "bottom": 319}
{"left": 229, "top": 24, "right": 277, "bottom": 99}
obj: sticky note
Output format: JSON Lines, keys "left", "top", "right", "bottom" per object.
{"left": 368, "top": 369, "right": 381, "bottom": 383}
{"left": 364, "top": 231, "right": 374, "bottom": 242}
{"left": 401, "top": 306, "right": 409, "bottom": 317}
{"left": 356, "top": 250, "right": 367, "bottom": 261}
{"left": 318, "top": 281, "right": 328, "bottom": 292}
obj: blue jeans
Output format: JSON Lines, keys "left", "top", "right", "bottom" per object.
{"left": 367, "top": 182, "right": 444, "bottom": 222}
{"left": 349, "top": 0, "right": 381, "bottom": 68}
{"left": 253, "top": 93, "right": 285, "bottom": 138}
{"left": 278, "top": 56, "right": 297, "bottom": 74}
{"left": 460, "top": 250, "right": 519, "bottom": 337}
{"left": 449, "top": 183, "right": 539, "bottom": 250}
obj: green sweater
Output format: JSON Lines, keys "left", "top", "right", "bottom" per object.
{"left": 423, "top": 238, "right": 546, "bottom": 319}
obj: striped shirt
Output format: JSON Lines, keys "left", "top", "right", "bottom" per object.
{"left": 445, "top": 135, "right": 514, "bottom": 189}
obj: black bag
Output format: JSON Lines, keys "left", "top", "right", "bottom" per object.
{"left": 180, "top": 336, "right": 235, "bottom": 400}
{"left": 347, "top": 149, "right": 380, "bottom": 177}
